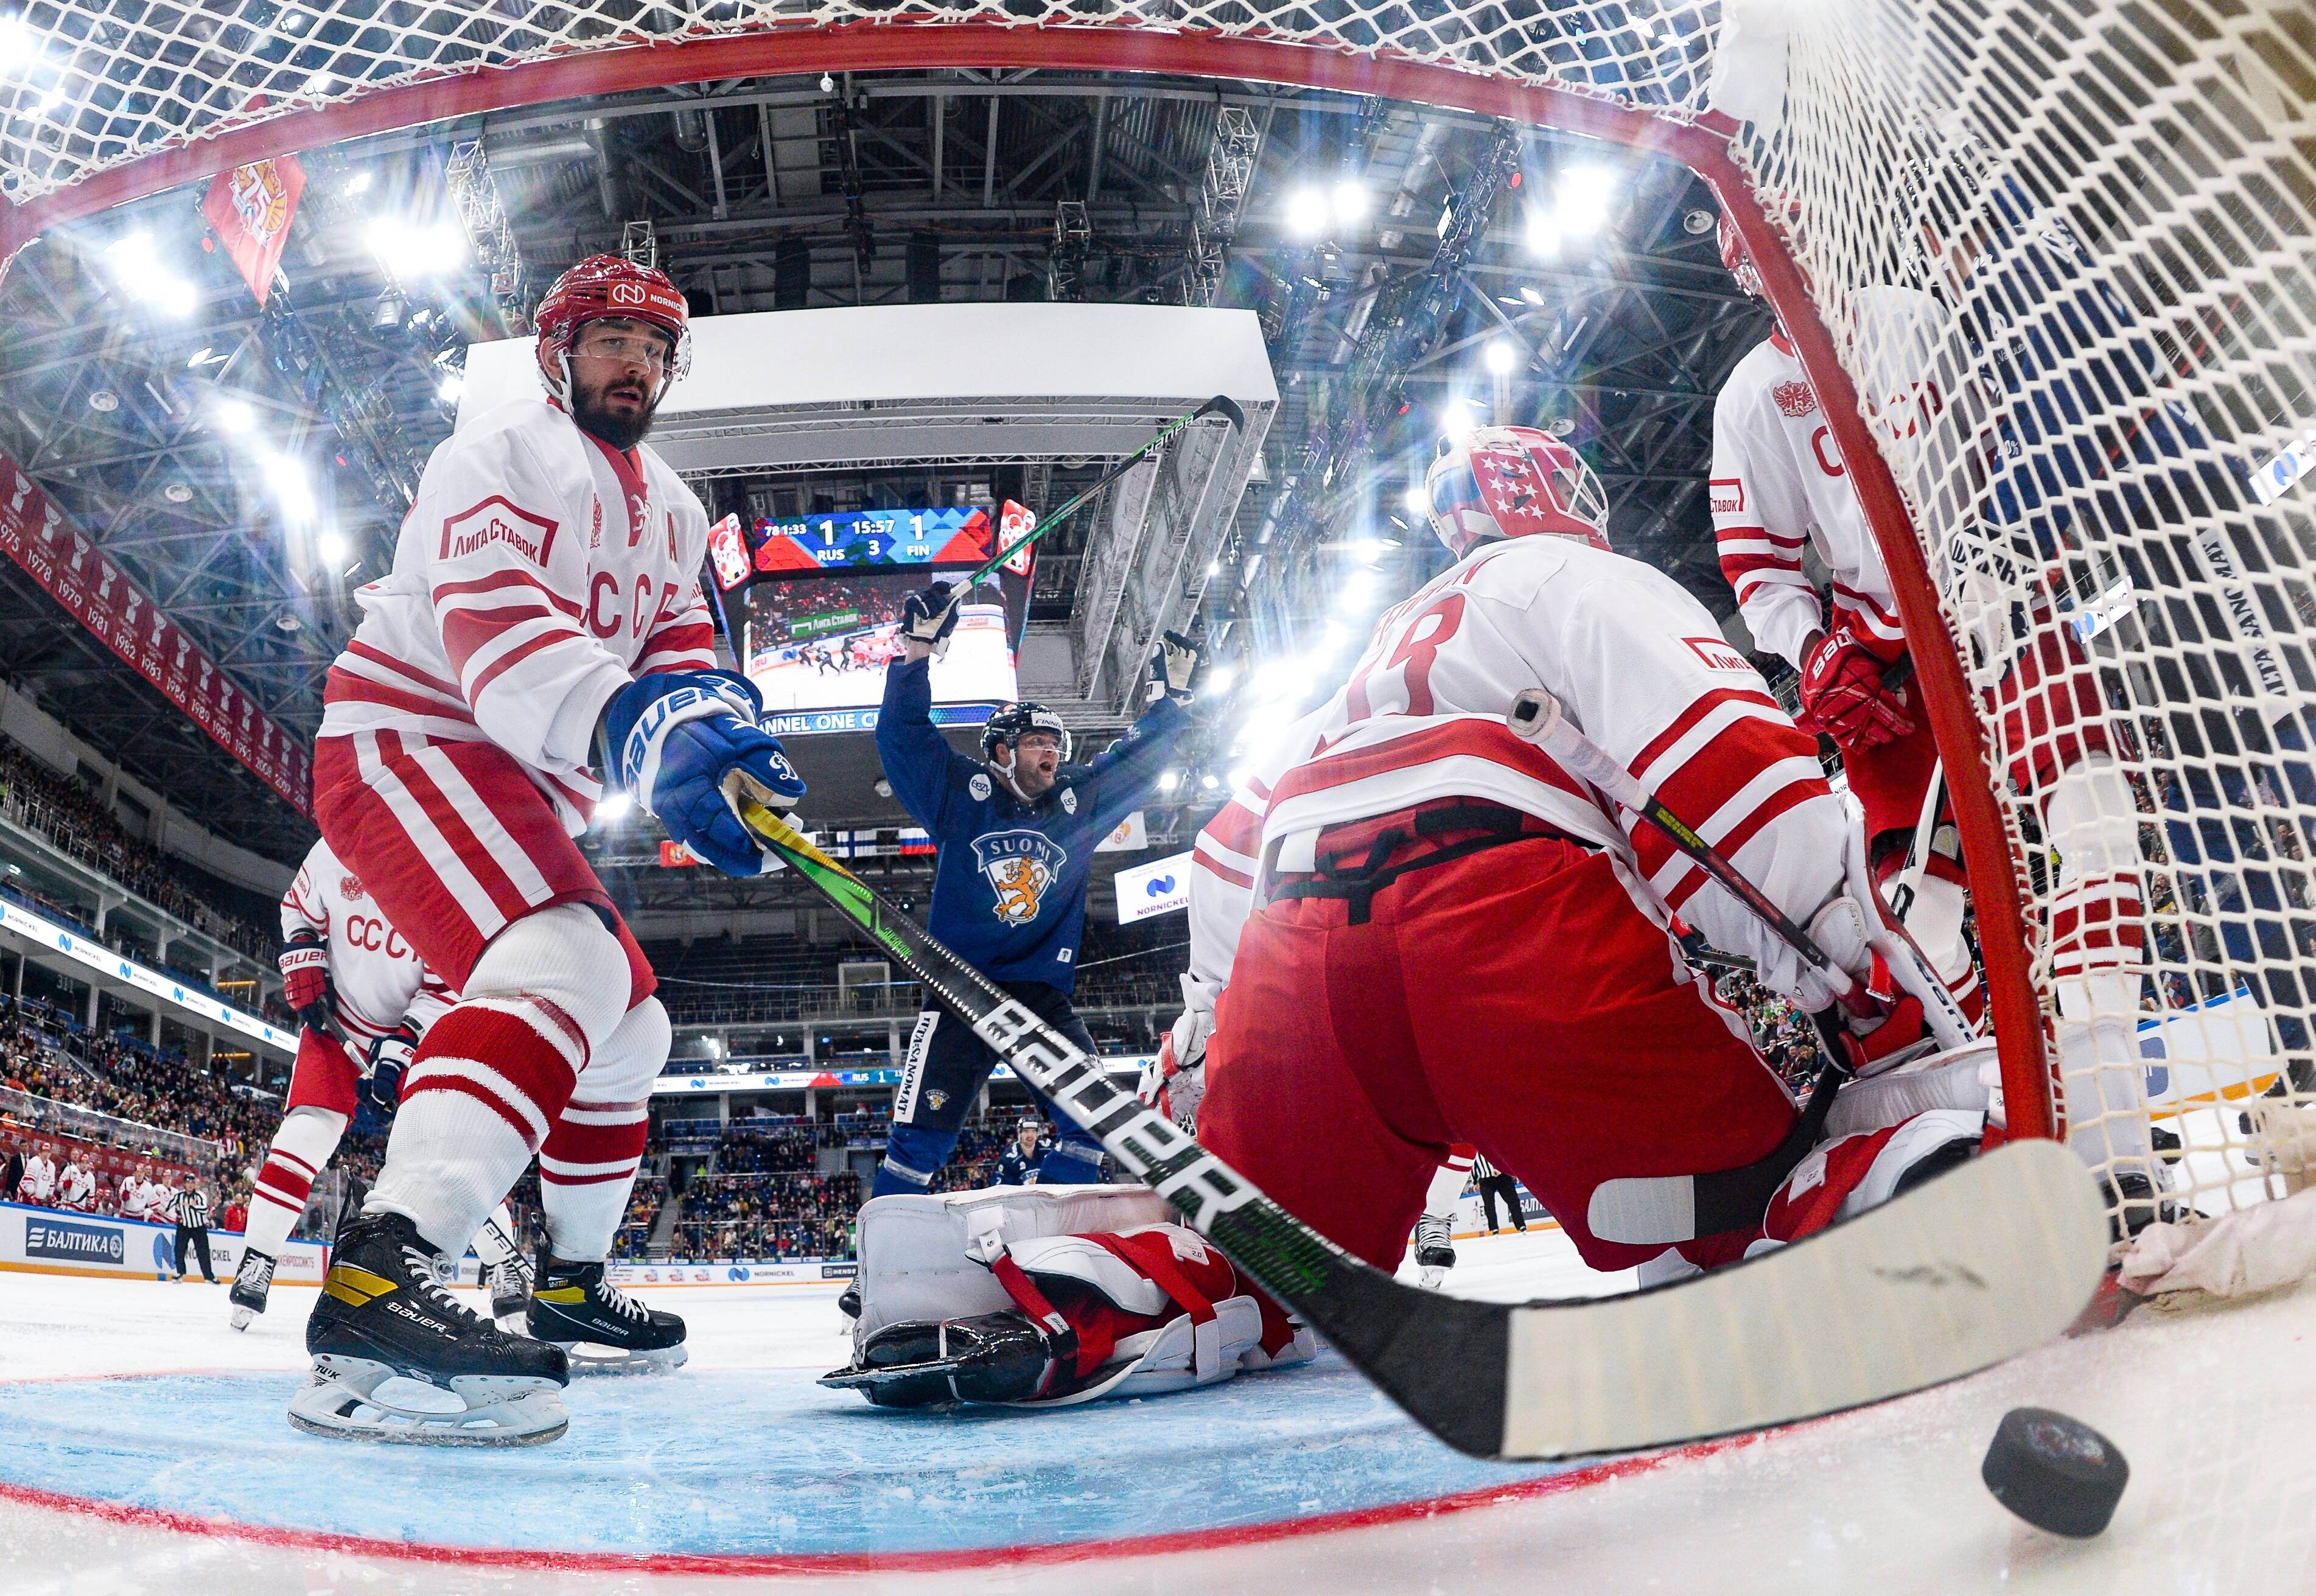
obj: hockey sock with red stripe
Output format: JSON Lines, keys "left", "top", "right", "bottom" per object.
{"left": 245, "top": 1105, "right": 346, "bottom": 1259}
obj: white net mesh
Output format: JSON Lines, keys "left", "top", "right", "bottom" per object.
{"left": 5, "top": 0, "right": 2315, "bottom": 1251}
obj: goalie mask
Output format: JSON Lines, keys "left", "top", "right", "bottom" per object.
{"left": 1425, "top": 426, "right": 1611, "bottom": 559}
{"left": 534, "top": 254, "right": 693, "bottom": 407}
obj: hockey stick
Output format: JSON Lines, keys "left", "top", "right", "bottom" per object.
{"left": 935, "top": 396, "right": 1246, "bottom": 611}
{"left": 1506, "top": 687, "right": 1977, "bottom": 1052}
{"left": 730, "top": 790, "right": 2104, "bottom": 1459}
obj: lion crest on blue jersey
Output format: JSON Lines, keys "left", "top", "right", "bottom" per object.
{"left": 970, "top": 830, "right": 1068, "bottom": 926}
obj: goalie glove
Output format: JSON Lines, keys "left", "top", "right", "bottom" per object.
{"left": 900, "top": 582, "right": 960, "bottom": 659}
{"left": 600, "top": 668, "right": 806, "bottom": 878}
{"left": 1149, "top": 631, "right": 1200, "bottom": 706}
{"left": 363, "top": 1023, "right": 418, "bottom": 1121}
{"left": 278, "top": 931, "right": 335, "bottom": 1034}
{"left": 1796, "top": 626, "right": 1915, "bottom": 752}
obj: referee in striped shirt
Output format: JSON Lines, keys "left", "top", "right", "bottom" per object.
{"left": 171, "top": 1177, "right": 219, "bottom": 1283}
{"left": 1471, "top": 1152, "right": 1527, "bottom": 1236}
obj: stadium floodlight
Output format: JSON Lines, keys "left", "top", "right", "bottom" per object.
{"left": 1202, "top": 663, "right": 1236, "bottom": 695}
{"left": 345, "top": 170, "right": 373, "bottom": 197}
{"left": 213, "top": 397, "right": 256, "bottom": 434}
{"left": 262, "top": 453, "right": 316, "bottom": 523}
{"left": 1485, "top": 338, "right": 1519, "bottom": 376}
{"left": 102, "top": 232, "right": 196, "bottom": 317}
{"left": 1200, "top": 774, "right": 1220, "bottom": 792}
{"left": 1158, "top": 769, "right": 1181, "bottom": 793}
{"left": 1520, "top": 285, "right": 1545, "bottom": 306}
{"left": 596, "top": 793, "right": 635, "bottom": 824}
{"left": 1332, "top": 180, "right": 1372, "bottom": 226}
{"left": 1441, "top": 401, "right": 1481, "bottom": 443}
{"left": 1285, "top": 186, "right": 1331, "bottom": 239}
{"left": 1404, "top": 483, "right": 1432, "bottom": 519}
{"left": 1555, "top": 166, "right": 1618, "bottom": 237}
{"left": 436, "top": 373, "right": 464, "bottom": 403}
{"left": 365, "top": 215, "right": 467, "bottom": 281}
{"left": 1525, "top": 209, "right": 1564, "bottom": 259}
{"left": 317, "top": 531, "right": 348, "bottom": 563}
{"left": 0, "top": 16, "right": 37, "bottom": 78}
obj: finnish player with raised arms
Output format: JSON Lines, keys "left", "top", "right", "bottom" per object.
{"left": 292, "top": 255, "right": 808, "bottom": 1445}
{"left": 839, "top": 580, "right": 1198, "bottom": 1312}
{"left": 1152, "top": 427, "right": 1996, "bottom": 1284}
{"left": 228, "top": 836, "right": 531, "bottom": 1333}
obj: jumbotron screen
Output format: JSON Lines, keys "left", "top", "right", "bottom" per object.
{"left": 734, "top": 566, "right": 1026, "bottom": 737}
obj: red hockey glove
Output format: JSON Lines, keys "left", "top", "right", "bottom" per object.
{"left": 278, "top": 931, "right": 334, "bottom": 1034}
{"left": 1836, "top": 993, "right": 1933, "bottom": 1079}
{"left": 1796, "top": 629, "right": 1915, "bottom": 752}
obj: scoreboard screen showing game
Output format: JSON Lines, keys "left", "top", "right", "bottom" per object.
{"left": 733, "top": 564, "right": 1027, "bottom": 737}
{"left": 747, "top": 508, "right": 995, "bottom": 578}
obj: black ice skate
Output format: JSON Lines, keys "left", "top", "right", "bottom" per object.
{"left": 527, "top": 1249, "right": 688, "bottom": 1373}
{"left": 837, "top": 1279, "right": 862, "bottom": 1320}
{"left": 1414, "top": 1215, "right": 1457, "bottom": 1291}
{"left": 228, "top": 1247, "right": 274, "bottom": 1332}
{"left": 290, "top": 1211, "right": 570, "bottom": 1446}
{"left": 485, "top": 1253, "right": 534, "bottom": 1333}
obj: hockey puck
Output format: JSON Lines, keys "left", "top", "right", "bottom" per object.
{"left": 1981, "top": 1407, "right": 2129, "bottom": 1538}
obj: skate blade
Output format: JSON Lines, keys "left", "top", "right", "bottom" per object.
{"left": 287, "top": 1361, "right": 569, "bottom": 1447}
{"left": 551, "top": 1339, "right": 690, "bottom": 1376}
{"left": 228, "top": 1307, "right": 256, "bottom": 1332}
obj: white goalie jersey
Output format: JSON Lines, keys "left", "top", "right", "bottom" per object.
{"left": 1190, "top": 536, "right": 1855, "bottom": 1007}
{"left": 1709, "top": 285, "right": 1957, "bottom": 669}
{"left": 317, "top": 394, "right": 720, "bottom": 833}
{"left": 281, "top": 837, "right": 455, "bottom": 1046}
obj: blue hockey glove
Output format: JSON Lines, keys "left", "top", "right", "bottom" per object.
{"left": 1149, "top": 630, "right": 1200, "bottom": 705}
{"left": 364, "top": 1024, "right": 417, "bottom": 1121}
{"left": 602, "top": 669, "right": 806, "bottom": 877}
{"left": 901, "top": 582, "right": 960, "bottom": 658}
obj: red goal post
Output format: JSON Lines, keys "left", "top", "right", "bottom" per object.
{"left": 6, "top": 1, "right": 2312, "bottom": 1233}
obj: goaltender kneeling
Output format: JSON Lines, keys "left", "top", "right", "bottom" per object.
{"left": 824, "top": 1185, "right": 1314, "bottom": 1408}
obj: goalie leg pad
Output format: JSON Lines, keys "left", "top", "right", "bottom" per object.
{"left": 1756, "top": 1108, "right": 1989, "bottom": 1250}
{"left": 820, "top": 1312, "right": 1058, "bottom": 1407}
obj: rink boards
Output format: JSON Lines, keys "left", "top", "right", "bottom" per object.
{"left": 0, "top": 1200, "right": 327, "bottom": 1284}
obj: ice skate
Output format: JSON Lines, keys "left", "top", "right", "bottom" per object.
{"left": 528, "top": 1248, "right": 688, "bottom": 1373}
{"left": 228, "top": 1247, "right": 273, "bottom": 1331}
{"left": 485, "top": 1253, "right": 535, "bottom": 1334}
{"left": 837, "top": 1279, "right": 862, "bottom": 1320}
{"left": 1414, "top": 1215, "right": 1457, "bottom": 1291}
{"left": 290, "top": 1211, "right": 569, "bottom": 1447}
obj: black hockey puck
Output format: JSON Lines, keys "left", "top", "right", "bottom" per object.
{"left": 1981, "top": 1407, "right": 2128, "bottom": 1538}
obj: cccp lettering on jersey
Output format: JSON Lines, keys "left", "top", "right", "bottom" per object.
{"left": 345, "top": 914, "right": 412, "bottom": 959}
{"left": 439, "top": 495, "right": 559, "bottom": 565}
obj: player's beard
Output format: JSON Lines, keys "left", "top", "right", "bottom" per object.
{"left": 571, "top": 369, "right": 662, "bottom": 452}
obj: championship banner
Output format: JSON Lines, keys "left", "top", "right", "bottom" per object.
{"left": 1113, "top": 849, "right": 1193, "bottom": 923}
{"left": 0, "top": 452, "right": 313, "bottom": 814}
{"left": 201, "top": 155, "right": 305, "bottom": 307}
{"left": 1094, "top": 810, "right": 1147, "bottom": 853}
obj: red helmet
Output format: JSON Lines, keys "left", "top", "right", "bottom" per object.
{"left": 1716, "top": 209, "right": 1765, "bottom": 299}
{"left": 1424, "top": 426, "right": 1611, "bottom": 559}
{"left": 533, "top": 253, "right": 692, "bottom": 401}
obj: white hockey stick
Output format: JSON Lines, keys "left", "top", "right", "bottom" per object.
{"left": 735, "top": 794, "right": 2101, "bottom": 1460}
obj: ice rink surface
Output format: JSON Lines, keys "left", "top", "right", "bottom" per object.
{"left": 1, "top": 1223, "right": 2311, "bottom": 1595}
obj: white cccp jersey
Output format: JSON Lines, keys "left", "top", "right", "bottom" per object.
{"left": 1190, "top": 537, "right": 1852, "bottom": 1004}
{"left": 281, "top": 836, "right": 455, "bottom": 1045}
{"left": 317, "top": 394, "right": 720, "bottom": 832}
{"left": 56, "top": 1163, "right": 96, "bottom": 1210}
{"left": 1708, "top": 286, "right": 1954, "bottom": 670}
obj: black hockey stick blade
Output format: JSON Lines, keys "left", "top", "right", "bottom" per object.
{"left": 732, "top": 796, "right": 2107, "bottom": 1460}
{"left": 1194, "top": 393, "right": 1248, "bottom": 431}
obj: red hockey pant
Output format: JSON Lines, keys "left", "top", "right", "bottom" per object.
{"left": 1197, "top": 834, "right": 1797, "bottom": 1275}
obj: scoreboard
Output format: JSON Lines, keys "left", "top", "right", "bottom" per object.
{"left": 748, "top": 508, "right": 994, "bottom": 578}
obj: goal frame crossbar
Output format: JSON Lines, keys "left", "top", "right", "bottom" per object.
{"left": 0, "top": 20, "right": 2057, "bottom": 1140}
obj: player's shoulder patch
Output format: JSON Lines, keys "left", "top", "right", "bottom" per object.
{"left": 1772, "top": 378, "right": 1818, "bottom": 418}
{"left": 438, "top": 494, "right": 559, "bottom": 566}
{"left": 339, "top": 873, "right": 365, "bottom": 901}
{"left": 1059, "top": 787, "right": 1077, "bottom": 815}
{"left": 969, "top": 771, "right": 993, "bottom": 802}
{"left": 1682, "top": 634, "right": 1755, "bottom": 674}
{"left": 1709, "top": 477, "right": 1746, "bottom": 517}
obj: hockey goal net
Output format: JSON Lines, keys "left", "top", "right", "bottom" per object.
{"left": 4, "top": 0, "right": 2312, "bottom": 1256}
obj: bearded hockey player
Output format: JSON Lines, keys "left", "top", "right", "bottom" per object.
{"left": 295, "top": 255, "right": 805, "bottom": 1444}
{"left": 1164, "top": 427, "right": 1986, "bottom": 1283}
{"left": 231, "top": 838, "right": 530, "bottom": 1332}
{"left": 861, "top": 592, "right": 1197, "bottom": 1214}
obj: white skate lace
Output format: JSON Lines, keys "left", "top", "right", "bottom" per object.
{"left": 400, "top": 1245, "right": 484, "bottom": 1326}
{"left": 595, "top": 1276, "right": 648, "bottom": 1323}
{"left": 1416, "top": 1217, "right": 1450, "bottom": 1247}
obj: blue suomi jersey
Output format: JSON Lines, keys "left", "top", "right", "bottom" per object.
{"left": 875, "top": 657, "right": 1189, "bottom": 993}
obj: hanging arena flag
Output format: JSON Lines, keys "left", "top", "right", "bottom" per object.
{"left": 201, "top": 155, "right": 306, "bottom": 307}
